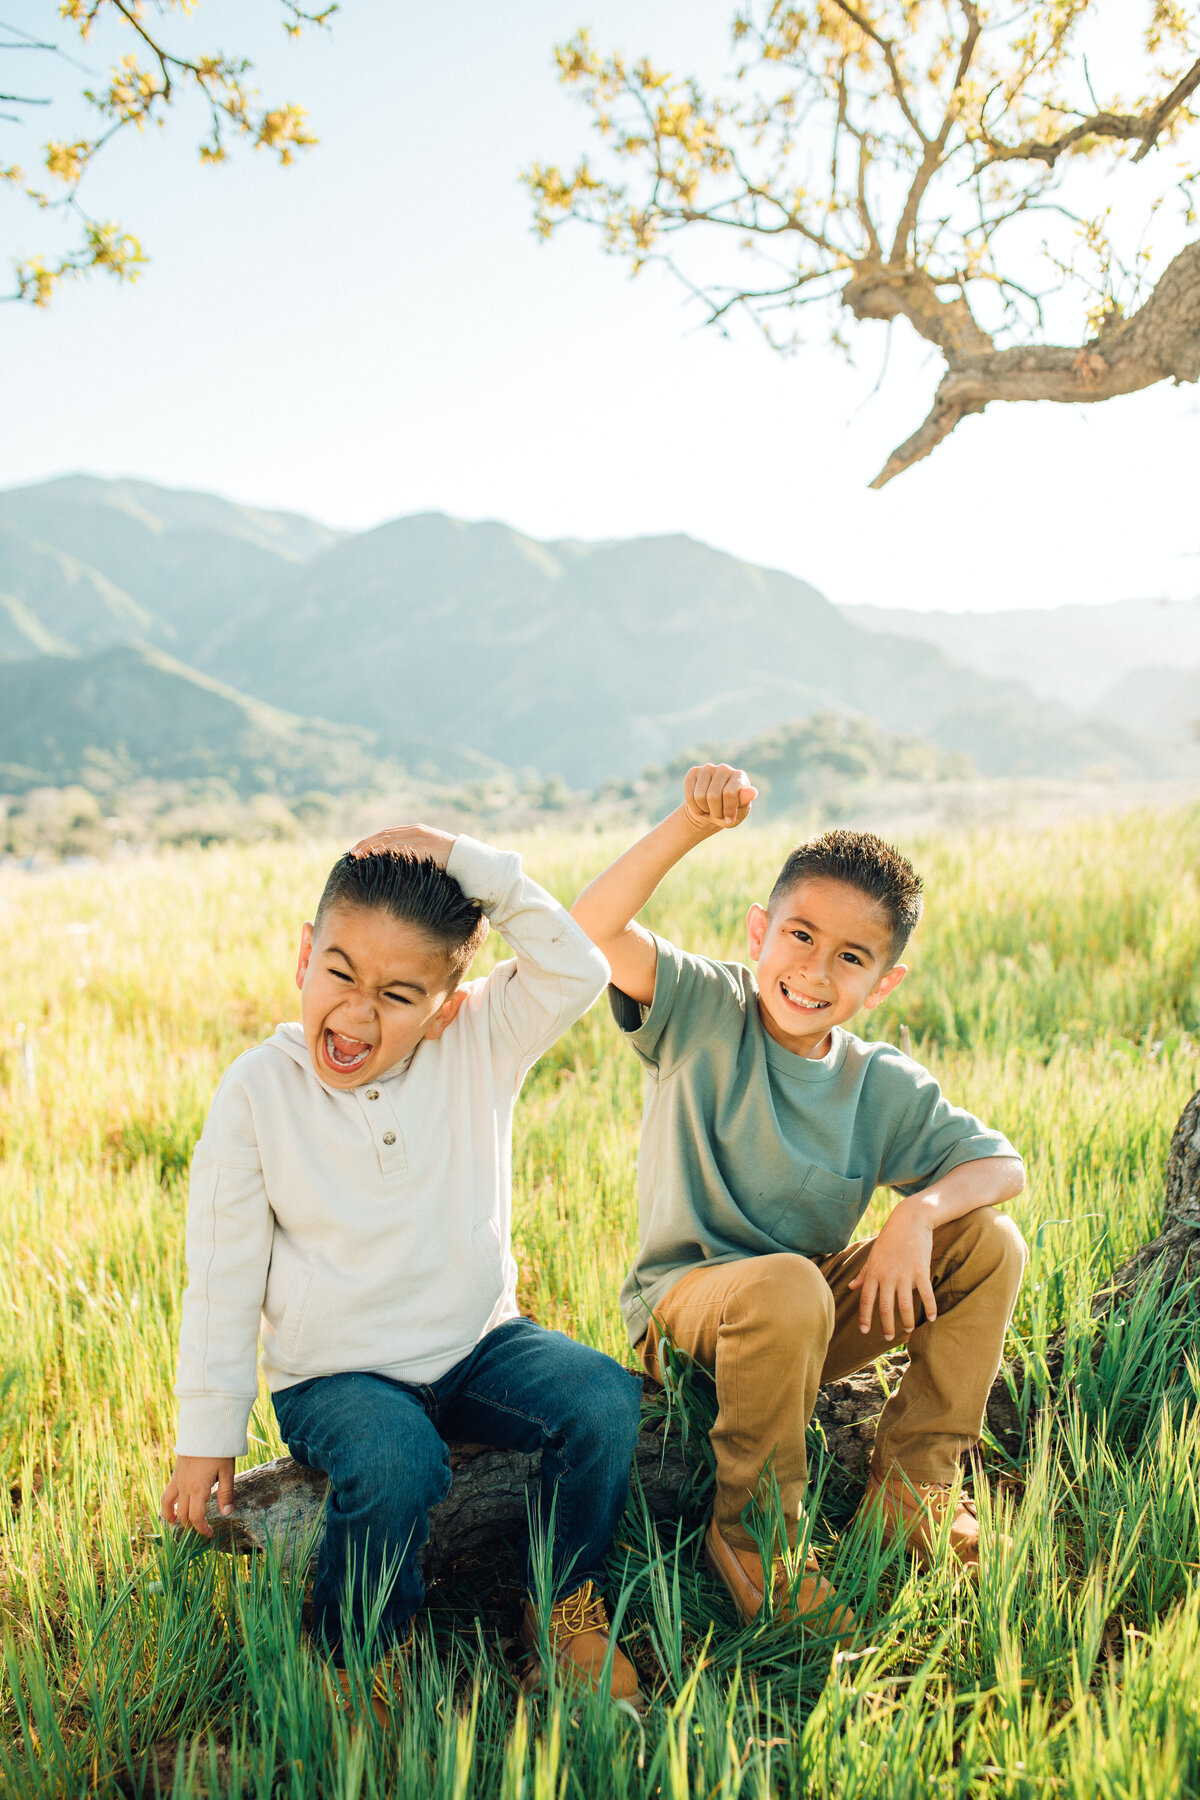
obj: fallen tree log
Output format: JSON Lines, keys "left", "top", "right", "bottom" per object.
{"left": 208, "top": 1089, "right": 1200, "bottom": 1575}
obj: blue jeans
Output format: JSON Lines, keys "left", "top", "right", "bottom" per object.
{"left": 271, "top": 1317, "right": 643, "bottom": 1662}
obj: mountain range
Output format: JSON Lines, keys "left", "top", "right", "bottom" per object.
{"left": 846, "top": 597, "right": 1200, "bottom": 728}
{"left": 0, "top": 474, "right": 1195, "bottom": 798}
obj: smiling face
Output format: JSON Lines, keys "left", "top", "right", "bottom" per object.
{"left": 295, "top": 903, "right": 466, "bottom": 1088}
{"left": 746, "top": 875, "right": 908, "bottom": 1058}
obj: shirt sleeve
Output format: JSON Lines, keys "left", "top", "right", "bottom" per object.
{"left": 446, "top": 833, "right": 609, "bottom": 1074}
{"left": 608, "top": 935, "right": 746, "bottom": 1076}
{"left": 877, "top": 1054, "right": 1020, "bottom": 1196}
{"left": 174, "top": 1068, "right": 273, "bottom": 1459}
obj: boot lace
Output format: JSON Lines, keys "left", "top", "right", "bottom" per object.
{"left": 917, "top": 1481, "right": 978, "bottom": 1521}
{"left": 549, "top": 1580, "right": 609, "bottom": 1639}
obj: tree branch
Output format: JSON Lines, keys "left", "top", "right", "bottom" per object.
{"left": 829, "top": 0, "right": 930, "bottom": 147}
{"left": 890, "top": 0, "right": 981, "bottom": 263}
{"left": 980, "top": 55, "right": 1200, "bottom": 169}
{"left": 867, "top": 236, "right": 1200, "bottom": 486}
{"left": 841, "top": 264, "right": 995, "bottom": 360}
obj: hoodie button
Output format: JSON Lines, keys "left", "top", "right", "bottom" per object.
{"left": 382, "top": 1131, "right": 396, "bottom": 1145}
{"left": 366, "top": 1089, "right": 380, "bottom": 1100}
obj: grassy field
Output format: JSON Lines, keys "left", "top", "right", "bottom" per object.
{"left": 2, "top": 806, "right": 1199, "bottom": 1797}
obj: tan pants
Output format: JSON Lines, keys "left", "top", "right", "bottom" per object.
{"left": 640, "top": 1208, "right": 1027, "bottom": 1549}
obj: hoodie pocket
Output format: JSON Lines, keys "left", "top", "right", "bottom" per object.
{"left": 278, "top": 1273, "right": 313, "bottom": 1360}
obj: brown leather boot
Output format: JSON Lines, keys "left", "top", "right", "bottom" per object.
{"left": 855, "top": 1470, "right": 1009, "bottom": 1569}
{"left": 521, "top": 1580, "right": 643, "bottom": 1708}
{"left": 703, "top": 1520, "right": 855, "bottom": 1639}
{"left": 332, "top": 1632, "right": 412, "bottom": 1726}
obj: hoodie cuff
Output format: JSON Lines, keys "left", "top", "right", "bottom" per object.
{"left": 446, "top": 834, "right": 523, "bottom": 918}
{"left": 175, "top": 1395, "right": 255, "bottom": 1460}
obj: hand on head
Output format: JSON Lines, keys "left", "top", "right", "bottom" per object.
{"left": 160, "top": 1455, "right": 236, "bottom": 1539}
{"left": 349, "top": 824, "right": 456, "bottom": 868}
{"left": 682, "top": 764, "right": 759, "bottom": 832}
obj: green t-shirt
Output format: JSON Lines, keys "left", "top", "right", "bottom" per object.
{"left": 611, "top": 934, "right": 1018, "bottom": 1345}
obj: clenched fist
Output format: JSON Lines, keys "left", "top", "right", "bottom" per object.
{"left": 682, "top": 764, "right": 759, "bottom": 832}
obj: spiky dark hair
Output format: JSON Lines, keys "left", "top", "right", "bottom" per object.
{"left": 315, "top": 850, "right": 488, "bottom": 986}
{"left": 768, "top": 829, "right": 924, "bottom": 964}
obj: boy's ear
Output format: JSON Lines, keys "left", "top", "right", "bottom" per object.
{"left": 863, "top": 963, "right": 907, "bottom": 1011}
{"left": 746, "top": 903, "right": 770, "bottom": 960}
{"left": 421, "top": 987, "right": 467, "bottom": 1041}
{"left": 295, "top": 922, "right": 315, "bottom": 991}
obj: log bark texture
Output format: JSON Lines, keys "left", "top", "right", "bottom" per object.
{"left": 209, "top": 1089, "right": 1200, "bottom": 1571}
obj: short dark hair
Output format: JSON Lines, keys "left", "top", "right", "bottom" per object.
{"left": 768, "top": 829, "right": 924, "bottom": 964}
{"left": 315, "top": 851, "right": 488, "bottom": 987}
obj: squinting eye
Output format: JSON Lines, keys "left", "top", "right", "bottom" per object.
{"left": 384, "top": 993, "right": 413, "bottom": 1006}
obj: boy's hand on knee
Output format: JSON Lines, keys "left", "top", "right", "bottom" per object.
{"left": 350, "top": 824, "right": 456, "bottom": 868}
{"left": 849, "top": 1199, "right": 937, "bottom": 1341}
{"left": 160, "top": 1456, "right": 236, "bottom": 1538}
{"left": 682, "top": 764, "right": 758, "bottom": 832}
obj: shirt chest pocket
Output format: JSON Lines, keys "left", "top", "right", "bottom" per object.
{"left": 760, "top": 1164, "right": 866, "bottom": 1256}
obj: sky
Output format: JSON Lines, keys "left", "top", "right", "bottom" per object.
{"left": 1, "top": 0, "right": 1197, "bottom": 614}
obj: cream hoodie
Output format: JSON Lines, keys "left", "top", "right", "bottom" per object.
{"left": 174, "top": 834, "right": 609, "bottom": 1459}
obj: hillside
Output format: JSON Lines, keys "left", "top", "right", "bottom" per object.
{"left": 0, "top": 476, "right": 1194, "bottom": 791}
{"left": 0, "top": 475, "right": 340, "bottom": 668}
{"left": 203, "top": 515, "right": 965, "bottom": 779}
{"left": 1091, "top": 661, "right": 1200, "bottom": 743}
{"left": 846, "top": 596, "right": 1200, "bottom": 716}
{"left": 203, "top": 513, "right": 1140, "bottom": 786}
{"left": 0, "top": 645, "right": 500, "bottom": 797}
{"left": 624, "top": 712, "right": 973, "bottom": 821}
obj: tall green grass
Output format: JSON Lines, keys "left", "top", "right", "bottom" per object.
{"left": 1, "top": 806, "right": 1199, "bottom": 1795}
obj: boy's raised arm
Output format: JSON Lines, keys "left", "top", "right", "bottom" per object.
{"left": 351, "top": 822, "right": 609, "bottom": 1064}
{"left": 572, "top": 764, "right": 758, "bottom": 1005}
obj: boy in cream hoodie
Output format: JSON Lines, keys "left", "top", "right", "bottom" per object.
{"left": 160, "top": 824, "right": 642, "bottom": 1716}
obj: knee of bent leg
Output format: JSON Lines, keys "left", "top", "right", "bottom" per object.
{"left": 336, "top": 1429, "right": 449, "bottom": 1518}
{"left": 738, "top": 1253, "right": 835, "bottom": 1335}
{"left": 966, "top": 1206, "right": 1029, "bottom": 1279}
{"left": 568, "top": 1351, "right": 643, "bottom": 1459}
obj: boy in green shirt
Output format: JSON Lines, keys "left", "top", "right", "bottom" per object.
{"left": 573, "top": 763, "right": 1026, "bottom": 1632}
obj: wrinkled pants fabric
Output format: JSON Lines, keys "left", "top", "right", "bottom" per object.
{"left": 639, "top": 1208, "right": 1027, "bottom": 1549}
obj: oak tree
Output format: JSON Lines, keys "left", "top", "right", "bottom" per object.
{"left": 526, "top": 3, "right": 1200, "bottom": 486}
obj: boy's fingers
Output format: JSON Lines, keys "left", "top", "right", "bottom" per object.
{"left": 857, "top": 1275, "right": 877, "bottom": 1332}
{"left": 878, "top": 1283, "right": 896, "bottom": 1340}
{"left": 687, "top": 766, "right": 713, "bottom": 814}
{"left": 897, "top": 1285, "right": 916, "bottom": 1335}
{"left": 217, "top": 1466, "right": 235, "bottom": 1517}
{"left": 351, "top": 828, "right": 402, "bottom": 856}
{"left": 918, "top": 1274, "right": 937, "bottom": 1322}
{"left": 721, "top": 771, "right": 751, "bottom": 824}
{"left": 186, "top": 1492, "right": 213, "bottom": 1539}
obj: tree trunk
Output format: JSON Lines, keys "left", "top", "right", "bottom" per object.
{"left": 208, "top": 1090, "right": 1200, "bottom": 1576}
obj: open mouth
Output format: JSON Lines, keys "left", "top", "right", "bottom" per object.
{"left": 780, "top": 981, "right": 830, "bottom": 1013}
{"left": 323, "top": 1029, "right": 373, "bottom": 1072}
